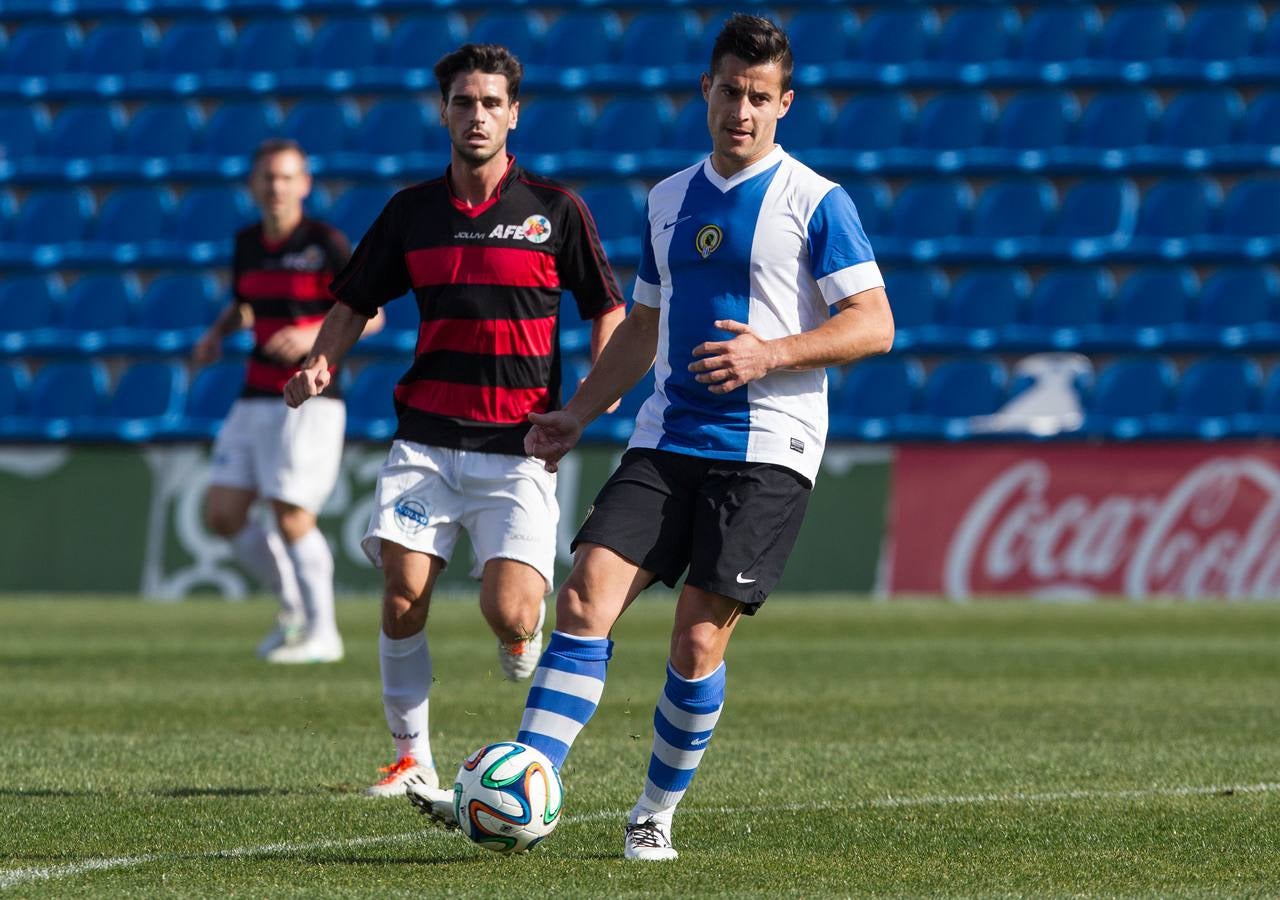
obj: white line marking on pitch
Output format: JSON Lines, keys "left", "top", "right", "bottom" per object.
{"left": 3, "top": 781, "right": 1276, "bottom": 890}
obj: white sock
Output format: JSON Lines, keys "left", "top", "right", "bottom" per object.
{"left": 231, "top": 521, "right": 304, "bottom": 620}
{"left": 380, "top": 630, "right": 433, "bottom": 766}
{"left": 284, "top": 528, "right": 338, "bottom": 641}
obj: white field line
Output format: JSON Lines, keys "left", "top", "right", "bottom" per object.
{"left": 3, "top": 781, "right": 1277, "bottom": 890}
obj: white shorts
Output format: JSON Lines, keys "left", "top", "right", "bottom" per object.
{"left": 362, "top": 439, "right": 558, "bottom": 592}
{"left": 208, "top": 397, "right": 346, "bottom": 514}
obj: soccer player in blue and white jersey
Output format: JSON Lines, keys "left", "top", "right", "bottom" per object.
{"left": 412, "top": 15, "right": 894, "bottom": 859}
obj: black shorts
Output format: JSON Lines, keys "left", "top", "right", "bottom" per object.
{"left": 572, "top": 448, "right": 812, "bottom": 612}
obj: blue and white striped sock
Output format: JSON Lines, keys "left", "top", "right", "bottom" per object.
{"left": 516, "top": 631, "right": 612, "bottom": 768}
{"left": 631, "top": 661, "right": 726, "bottom": 824}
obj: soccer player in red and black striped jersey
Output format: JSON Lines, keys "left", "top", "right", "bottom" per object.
{"left": 284, "top": 44, "right": 625, "bottom": 798}
{"left": 195, "top": 138, "right": 384, "bottom": 666}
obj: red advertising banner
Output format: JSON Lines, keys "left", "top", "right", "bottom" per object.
{"left": 888, "top": 445, "right": 1280, "bottom": 599}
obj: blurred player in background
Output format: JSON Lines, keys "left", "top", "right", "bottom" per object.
{"left": 411, "top": 15, "right": 894, "bottom": 858}
{"left": 194, "top": 138, "right": 384, "bottom": 664}
{"left": 284, "top": 44, "right": 625, "bottom": 798}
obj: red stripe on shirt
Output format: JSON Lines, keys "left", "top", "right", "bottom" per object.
{"left": 395, "top": 379, "right": 550, "bottom": 424}
{"left": 238, "top": 270, "right": 333, "bottom": 301}
{"left": 416, "top": 316, "right": 556, "bottom": 357}
{"left": 405, "top": 246, "right": 560, "bottom": 290}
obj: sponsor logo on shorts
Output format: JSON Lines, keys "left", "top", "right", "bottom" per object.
{"left": 735, "top": 572, "right": 757, "bottom": 585}
{"left": 394, "top": 499, "right": 430, "bottom": 534}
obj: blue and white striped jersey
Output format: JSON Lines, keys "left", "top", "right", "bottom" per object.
{"left": 629, "top": 146, "right": 883, "bottom": 483}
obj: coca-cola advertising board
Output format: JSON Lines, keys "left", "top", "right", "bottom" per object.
{"left": 888, "top": 445, "right": 1280, "bottom": 599}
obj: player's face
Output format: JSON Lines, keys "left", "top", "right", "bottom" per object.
{"left": 701, "top": 55, "right": 793, "bottom": 176}
{"left": 442, "top": 72, "right": 519, "bottom": 166}
{"left": 249, "top": 149, "right": 311, "bottom": 222}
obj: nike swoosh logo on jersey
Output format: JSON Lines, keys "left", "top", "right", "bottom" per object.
{"left": 735, "top": 573, "right": 757, "bottom": 585}
{"left": 660, "top": 216, "right": 693, "bottom": 231}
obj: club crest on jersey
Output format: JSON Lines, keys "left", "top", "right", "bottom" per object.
{"left": 696, "top": 224, "right": 723, "bottom": 259}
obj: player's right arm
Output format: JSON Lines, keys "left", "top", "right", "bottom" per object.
{"left": 525, "top": 303, "right": 659, "bottom": 472}
{"left": 283, "top": 303, "right": 373, "bottom": 408}
{"left": 192, "top": 302, "right": 251, "bottom": 365}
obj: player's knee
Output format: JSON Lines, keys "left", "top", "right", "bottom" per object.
{"left": 668, "top": 631, "right": 722, "bottom": 679}
{"left": 554, "top": 578, "right": 593, "bottom": 633}
{"left": 381, "top": 584, "right": 427, "bottom": 637}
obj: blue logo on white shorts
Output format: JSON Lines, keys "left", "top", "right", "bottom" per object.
{"left": 394, "top": 500, "right": 430, "bottom": 535}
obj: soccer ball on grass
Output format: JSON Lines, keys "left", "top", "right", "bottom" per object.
{"left": 453, "top": 741, "right": 563, "bottom": 854}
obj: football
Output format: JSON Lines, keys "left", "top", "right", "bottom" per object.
{"left": 453, "top": 742, "right": 563, "bottom": 854}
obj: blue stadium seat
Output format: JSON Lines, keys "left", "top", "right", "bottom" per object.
{"left": 283, "top": 98, "right": 358, "bottom": 157}
{"left": 1150, "top": 356, "right": 1262, "bottom": 439}
{"left": 77, "top": 360, "right": 187, "bottom": 441}
{"left": 576, "top": 181, "right": 646, "bottom": 264}
{"left": 353, "top": 98, "right": 439, "bottom": 169}
{"left": 0, "top": 102, "right": 49, "bottom": 167}
{"left": 1052, "top": 178, "right": 1139, "bottom": 257}
{"left": 17, "top": 187, "right": 95, "bottom": 244}
{"left": 1019, "top": 266, "right": 1115, "bottom": 350}
{"left": 92, "top": 186, "right": 175, "bottom": 245}
{"left": 19, "top": 360, "right": 109, "bottom": 439}
{"left": 889, "top": 179, "right": 973, "bottom": 244}
{"left": 881, "top": 267, "right": 947, "bottom": 345}
{"left": 787, "top": 9, "right": 858, "bottom": 66}
{"left": 78, "top": 19, "right": 157, "bottom": 74}
{"left": 1016, "top": 5, "right": 1102, "bottom": 66}
{"left": 179, "top": 361, "right": 245, "bottom": 438}
{"left": 173, "top": 186, "right": 253, "bottom": 245}
{"left": 590, "top": 96, "right": 675, "bottom": 157}
{"left": 307, "top": 15, "right": 387, "bottom": 71}
{"left": 0, "top": 362, "right": 29, "bottom": 420}
{"left": 664, "top": 98, "right": 712, "bottom": 155}
{"left": 1131, "top": 176, "right": 1221, "bottom": 259}
{"left": 1178, "top": 2, "right": 1264, "bottom": 61}
{"left": 0, "top": 274, "right": 63, "bottom": 343}
{"left": 512, "top": 98, "right": 594, "bottom": 158}
{"left": 993, "top": 90, "right": 1078, "bottom": 155}
{"left": 970, "top": 177, "right": 1056, "bottom": 243}
{"left": 345, "top": 360, "right": 403, "bottom": 439}
{"left": 46, "top": 102, "right": 123, "bottom": 159}
{"left": 828, "top": 355, "right": 923, "bottom": 441}
{"left": 915, "top": 92, "right": 996, "bottom": 153}
{"left": 1082, "top": 356, "right": 1176, "bottom": 438}
{"left": 935, "top": 7, "right": 1020, "bottom": 68}
{"left": 1110, "top": 266, "right": 1199, "bottom": 348}
{"left": 1194, "top": 265, "right": 1280, "bottom": 348}
{"left": 154, "top": 18, "right": 232, "bottom": 73}
{"left": 231, "top": 17, "right": 310, "bottom": 72}
{"left": 4, "top": 22, "right": 82, "bottom": 76}
{"left": 536, "top": 10, "right": 621, "bottom": 68}
{"left": 1215, "top": 179, "right": 1280, "bottom": 257}
{"left": 1076, "top": 89, "right": 1159, "bottom": 155}
{"left": 124, "top": 101, "right": 204, "bottom": 159}
{"left": 618, "top": 11, "right": 701, "bottom": 69}
{"left": 467, "top": 12, "right": 546, "bottom": 66}
{"left": 856, "top": 8, "right": 939, "bottom": 67}
{"left": 385, "top": 13, "right": 466, "bottom": 71}
{"left": 1241, "top": 90, "right": 1280, "bottom": 151}
{"left": 358, "top": 292, "right": 417, "bottom": 355}
{"left": 940, "top": 267, "right": 1031, "bottom": 349}
{"left": 135, "top": 271, "right": 221, "bottom": 353}
{"left": 903, "top": 357, "right": 1007, "bottom": 439}
{"left": 1152, "top": 88, "right": 1243, "bottom": 154}
{"left": 841, "top": 179, "right": 891, "bottom": 241}
{"left": 1097, "top": 4, "right": 1183, "bottom": 64}
{"left": 331, "top": 184, "right": 393, "bottom": 245}
{"left": 778, "top": 92, "right": 834, "bottom": 153}
{"left": 200, "top": 100, "right": 283, "bottom": 160}
{"left": 828, "top": 93, "right": 915, "bottom": 158}
{"left": 62, "top": 273, "right": 140, "bottom": 338}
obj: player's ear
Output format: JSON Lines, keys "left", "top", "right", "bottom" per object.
{"left": 777, "top": 89, "right": 795, "bottom": 119}
{"left": 700, "top": 72, "right": 711, "bottom": 101}
{"left": 509, "top": 100, "right": 519, "bottom": 130}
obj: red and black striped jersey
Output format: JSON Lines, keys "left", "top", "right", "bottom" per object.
{"left": 232, "top": 218, "right": 351, "bottom": 399}
{"left": 332, "top": 158, "right": 624, "bottom": 454}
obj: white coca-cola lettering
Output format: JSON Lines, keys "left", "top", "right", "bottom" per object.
{"left": 943, "top": 456, "right": 1280, "bottom": 599}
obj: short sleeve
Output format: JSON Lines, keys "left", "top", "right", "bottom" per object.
{"left": 633, "top": 200, "right": 660, "bottom": 308}
{"left": 807, "top": 186, "right": 884, "bottom": 305}
{"left": 556, "top": 189, "right": 623, "bottom": 320}
{"left": 329, "top": 193, "right": 412, "bottom": 316}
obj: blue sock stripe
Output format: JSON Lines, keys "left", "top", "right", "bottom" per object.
{"left": 543, "top": 632, "right": 613, "bottom": 664}
{"left": 662, "top": 662, "right": 727, "bottom": 709}
{"left": 653, "top": 709, "right": 716, "bottom": 750}
{"left": 516, "top": 731, "right": 571, "bottom": 769}
{"left": 525, "top": 686, "right": 600, "bottom": 725}
{"left": 646, "top": 755, "right": 696, "bottom": 794}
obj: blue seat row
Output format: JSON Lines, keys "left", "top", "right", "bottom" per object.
{"left": 827, "top": 354, "right": 1280, "bottom": 442}
{"left": 4, "top": 87, "right": 1276, "bottom": 186}
{"left": 2, "top": 176, "right": 1276, "bottom": 271}
{"left": 1, "top": 4, "right": 1277, "bottom": 101}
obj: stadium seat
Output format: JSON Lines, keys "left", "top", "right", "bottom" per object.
{"left": 902, "top": 357, "right": 1008, "bottom": 439}
{"left": 935, "top": 7, "right": 1020, "bottom": 68}
{"left": 1152, "top": 88, "right": 1244, "bottom": 156}
{"left": 1076, "top": 89, "right": 1160, "bottom": 157}
{"left": 576, "top": 181, "right": 646, "bottom": 264}
{"left": 136, "top": 272, "right": 221, "bottom": 353}
{"left": 1239, "top": 90, "right": 1280, "bottom": 154}
{"left": 46, "top": 102, "right": 123, "bottom": 159}
{"left": 1015, "top": 5, "right": 1102, "bottom": 67}
{"left": 307, "top": 15, "right": 387, "bottom": 71}
{"left": 1215, "top": 179, "right": 1280, "bottom": 257}
{"left": 78, "top": 19, "right": 157, "bottom": 74}
{"left": 352, "top": 98, "right": 440, "bottom": 172}
{"left": 535, "top": 10, "right": 622, "bottom": 68}
{"left": 787, "top": 9, "right": 858, "bottom": 66}
{"left": 1197, "top": 265, "right": 1280, "bottom": 335}
{"left": 4, "top": 22, "right": 82, "bottom": 77}
{"left": 358, "top": 292, "right": 417, "bottom": 355}
{"left": 1110, "top": 267, "right": 1199, "bottom": 349}
{"left": 1178, "top": 2, "right": 1264, "bottom": 62}
{"left": 60, "top": 273, "right": 140, "bottom": 350}
{"left": 1019, "top": 266, "right": 1115, "bottom": 350}
{"left": 385, "top": 13, "right": 467, "bottom": 72}
{"left": 1097, "top": 4, "right": 1183, "bottom": 65}
{"left": 173, "top": 186, "right": 253, "bottom": 249}
{"left": 345, "top": 360, "right": 404, "bottom": 440}
{"left": 331, "top": 184, "right": 393, "bottom": 245}
{"left": 1052, "top": 178, "right": 1139, "bottom": 257}
{"left": 16, "top": 187, "right": 95, "bottom": 245}
{"left": 154, "top": 18, "right": 233, "bottom": 74}
{"left": 180, "top": 361, "right": 245, "bottom": 439}
{"left": 970, "top": 177, "right": 1056, "bottom": 244}
{"left": 200, "top": 100, "right": 283, "bottom": 161}
{"left": 231, "top": 17, "right": 310, "bottom": 73}
{"left": 1150, "top": 356, "right": 1262, "bottom": 439}
{"left": 880, "top": 267, "right": 947, "bottom": 347}
{"left": 828, "top": 93, "right": 915, "bottom": 159}
{"left": 1131, "top": 177, "right": 1222, "bottom": 260}
{"left": 91, "top": 186, "right": 175, "bottom": 245}
{"left": 940, "top": 267, "right": 1031, "bottom": 349}
{"left": 282, "top": 98, "right": 358, "bottom": 158}
{"left": 778, "top": 92, "right": 834, "bottom": 153}
{"left": 20, "top": 360, "right": 109, "bottom": 440}
{"left": 0, "top": 362, "right": 29, "bottom": 420}
{"left": 663, "top": 98, "right": 713, "bottom": 156}
{"left": 1081, "top": 355, "right": 1177, "bottom": 438}
{"left": 992, "top": 90, "right": 1079, "bottom": 157}
{"left": 828, "top": 355, "right": 923, "bottom": 441}
{"left": 841, "top": 179, "right": 891, "bottom": 242}
{"left": 467, "top": 12, "right": 546, "bottom": 67}
{"left": 617, "top": 10, "right": 701, "bottom": 70}
{"left": 81, "top": 360, "right": 188, "bottom": 441}
{"left": 590, "top": 96, "right": 675, "bottom": 158}
{"left": 124, "top": 101, "right": 204, "bottom": 160}
{"left": 888, "top": 179, "right": 973, "bottom": 245}
{"left": 856, "top": 8, "right": 939, "bottom": 67}
{"left": 0, "top": 274, "right": 64, "bottom": 347}
{"left": 914, "top": 92, "right": 997, "bottom": 153}
{"left": 0, "top": 102, "right": 49, "bottom": 168}
{"left": 512, "top": 98, "right": 594, "bottom": 159}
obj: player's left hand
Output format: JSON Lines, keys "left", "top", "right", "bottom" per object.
{"left": 261, "top": 325, "right": 319, "bottom": 364}
{"left": 689, "top": 320, "right": 778, "bottom": 394}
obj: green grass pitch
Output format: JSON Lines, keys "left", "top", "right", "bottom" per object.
{"left": 2, "top": 595, "right": 1278, "bottom": 897}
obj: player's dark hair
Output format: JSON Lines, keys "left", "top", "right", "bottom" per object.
{"left": 709, "top": 14, "right": 793, "bottom": 92}
{"left": 251, "top": 137, "right": 309, "bottom": 171}
{"left": 434, "top": 43, "right": 523, "bottom": 103}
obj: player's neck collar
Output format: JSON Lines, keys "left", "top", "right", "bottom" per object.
{"left": 702, "top": 145, "right": 787, "bottom": 193}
